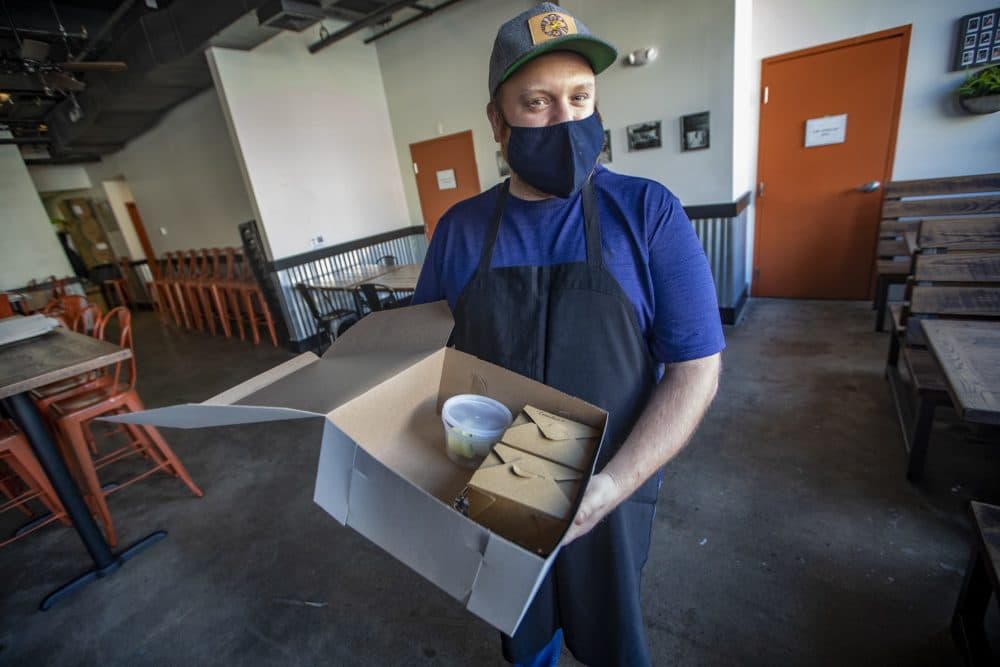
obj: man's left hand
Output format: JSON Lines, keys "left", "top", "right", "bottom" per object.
{"left": 562, "top": 472, "right": 625, "bottom": 545}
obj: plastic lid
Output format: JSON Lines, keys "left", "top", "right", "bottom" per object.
{"left": 442, "top": 394, "right": 512, "bottom": 437}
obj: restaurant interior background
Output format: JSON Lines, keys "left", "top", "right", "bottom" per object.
{"left": 3, "top": 0, "right": 995, "bottom": 311}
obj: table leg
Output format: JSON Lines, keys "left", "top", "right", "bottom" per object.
{"left": 2, "top": 392, "right": 167, "bottom": 610}
{"left": 951, "top": 546, "right": 995, "bottom": 665}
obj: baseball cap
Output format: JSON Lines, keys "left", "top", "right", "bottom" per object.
{"left": 488, "top": 3, "right": 618, "bottom": 97}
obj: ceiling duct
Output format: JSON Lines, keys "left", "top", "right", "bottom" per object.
{"left": 257, "top": 0, "right": 322, "bottom": 31}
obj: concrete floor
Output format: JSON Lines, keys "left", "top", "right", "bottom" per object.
{"left": 1, "top": 299, "right": 998, "bottom": 666}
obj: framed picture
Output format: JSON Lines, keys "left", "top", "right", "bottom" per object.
{"left": 598, "top": 129, "right": 612, "bottom": 164}
{"left": 626, "top": 121, "right": 661, "bottom": 151}
{"left": 992, "top": 44, "right": 1000, "bottom": 61}
{"left": 496, "top": 151, "right": 510, "bottom": 178}
{"left": 954, "top": 9, "right": 1000, "bottom": 70}
{"left": 681, "top": 111, "right": 710, "bottom": 151}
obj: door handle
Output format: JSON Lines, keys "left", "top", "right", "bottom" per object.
{"left": 858, "top": 180, "right": 881, "bottom": 193}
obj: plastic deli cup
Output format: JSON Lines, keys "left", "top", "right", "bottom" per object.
{"left": 441, "top": 394, "right": 513, "bottom": 469}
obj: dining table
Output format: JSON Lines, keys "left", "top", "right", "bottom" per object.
{"left": 310, "top": 262, "right": 423, "bottom": 291}
{"left": 920, "top": 320, "right": 1000, "bottom": 425}
{"left": 0, "top": 324, "right": 167, "bottom": 610}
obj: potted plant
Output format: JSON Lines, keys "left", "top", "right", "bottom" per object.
{"left": 957, "top": 64, "right": 1000, "bottom": 114}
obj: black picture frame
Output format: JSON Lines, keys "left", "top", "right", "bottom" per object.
{"left": 953, "top": 8, "right": 1000, "bottom": 70}
{"left": 626, "top": 121, "right": 661, "bottom": 151}
{"left": 681, "top": 111, "right": 710, "bottom": 151}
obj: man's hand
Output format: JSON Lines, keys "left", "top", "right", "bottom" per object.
{"left": 562, "top": 472, "right": 625, "bottom": 545}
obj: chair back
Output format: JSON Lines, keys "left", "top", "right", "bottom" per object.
{"left": 294, "top": 283, "right": 324, "bottom": 322}
{"left": 96, "top": 307, "right": 136, "bottom": 394}
{"left": 71, "top": 302, "right": 103, "bottom": 335}
{"left": 357, "top": 284, "right": 397, "bottom": 313}
{"left": 43, "top": 294, "right": 88, "bottom": 326}
{"left": 0, "top": 294, "right": 13, "bottom": 319}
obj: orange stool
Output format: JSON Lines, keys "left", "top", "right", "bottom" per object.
{"left": 0, "top": 420, "right": 70, "bottom": 549}
{"left": 49, "top": 307, "right": 203, "bottom": 546}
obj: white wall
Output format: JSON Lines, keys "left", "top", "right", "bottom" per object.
{"left": 748, "top": 0, "right": 1000, "bottom": 185}
{"left": 0, "top": 134, "right": 73, "bottom": 290}
{"left": 377, "top": 0, "right": 738, "bottom": 229}
{"left": 208, "top": 25, "right": 410, "bottom": 261}
{"left": 28, "top": 164, "right": 92, "bottom": 193}
{"left": 101, "top": 179, "right": 145, "bottom": 261}
{"left": 86, "top": 88, "right": 253, "bottom": 256}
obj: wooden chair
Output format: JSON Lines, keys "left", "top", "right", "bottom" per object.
{"left": 0, "top": 294, "right": 14, "bottom": 319}
{"left": 885, "top": 250, "right": 1000, "bottom": 480}
{"left": 873, "top": 172, "right": 1000, "bottom": 331}
{"left": 0, "top": 420, "right": 69, "bottom": 549}
{"left": 294, "top": 283, "right": 358, "bottom": 353}
{"left": 43, "top": 294, "right": 89, "bottom": 329}
{"left": 69, "top": 302, "right": 103, "bottom": 335}
{"left": 233, "top": 250, "right": 278, "bottom": 347}
{"left": 219, "top": 247, "right": 248, "bottom": 341}
{"left": 48, "top": 307, "right": 203, "bottom": 545}
{"left": 195, "top": 248, "right": 232, "bottom": 338}
{"left": 102, "top": 257, "right": 133, "bottom": 309}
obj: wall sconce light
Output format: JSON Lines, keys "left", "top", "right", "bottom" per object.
{"left": 626, "top": 47, "right": 658, "bottom": 66}
{"left": 0, "top": 92, "right": 11, "bottom": 104}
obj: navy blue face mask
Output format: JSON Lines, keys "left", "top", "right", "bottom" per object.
{"left": 504, "top": 112, "right": 605, "bottom": 198}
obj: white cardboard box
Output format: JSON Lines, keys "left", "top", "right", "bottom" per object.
{"left": 109, "top": 301, "right": 607, "bottom": 635}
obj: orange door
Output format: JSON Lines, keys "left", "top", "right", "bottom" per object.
{"left": 753, "top": 26, "right": 910, "bottom": 299}
{"left": 410, "top": 130, "right": 481, "bottom": 239}
{"left": 125, "top": 202, "right": 158, "bottom": 277}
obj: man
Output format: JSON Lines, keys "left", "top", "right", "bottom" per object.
{"left": 412, "top": 4, "right": 723, "bottom": 665}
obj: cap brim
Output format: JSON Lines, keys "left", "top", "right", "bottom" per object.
{"left": 500, "top": 35, "right": 617, "bottom": 89}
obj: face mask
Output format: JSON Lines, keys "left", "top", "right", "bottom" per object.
{"left": 504, "top": 112, "right": 605, "bottom": 198}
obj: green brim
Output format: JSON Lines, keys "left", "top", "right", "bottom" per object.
{"left": 501, "top": 35, "right": 618, "bottom": 89}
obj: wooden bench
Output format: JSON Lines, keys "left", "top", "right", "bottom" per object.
{"left": 885, "top": 249, "right": 1000, "bottom": 481}
{"left": 873, "top": 172, "right": 1000, "bottom": 332}
{"left": 951, "top": 501, "right": 1000, "bottom": 666}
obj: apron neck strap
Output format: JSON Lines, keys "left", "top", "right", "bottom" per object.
{"left": 477, "top": 176, "right": 603, "bottom": 272}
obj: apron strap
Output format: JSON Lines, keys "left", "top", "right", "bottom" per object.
{"left": 581, "top": 178, "right": 602, "bottom": 268}
{"left": 477, "top": 180, "right": 510, "bottom": 271}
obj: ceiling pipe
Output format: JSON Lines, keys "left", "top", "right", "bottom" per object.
{"left": 71, "top": 0, "right": 139, "bottom": 63}
{"left": 308, "top": 0, "right": 421, "bottom": 53}
{"left": 364, "top": 0, "right": 464, "bottom": 44}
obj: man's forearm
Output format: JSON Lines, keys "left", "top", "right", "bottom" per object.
{"left": 602, "top": 352, "right": 721, "bottom": 498}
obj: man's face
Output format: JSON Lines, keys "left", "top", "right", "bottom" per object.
{"left": 488, "top": 51, "right": 596, "bottom": 149}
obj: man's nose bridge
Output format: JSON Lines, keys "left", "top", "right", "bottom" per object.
{"left": 552, "top": 98, "right": 575, "bottom": 123}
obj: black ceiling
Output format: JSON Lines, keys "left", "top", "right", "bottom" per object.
{"left": 0, "top": 0, "right": 462, "bottom": 163}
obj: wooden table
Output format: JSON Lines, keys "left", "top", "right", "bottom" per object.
{"left": 367, "top": 263, "right": 422, "bottom": 292}
{"left": 0, "top": 327, "right": 166, "bottom": 610}
{"left": 310, "top": 263, "right": 422, "bottom": 292}
{"left": 951, "top": 501, "right": 1000, "bottom": 665}
{"left": 310, "top": 264, "right": 398, "bottom": 290}
{"left": 920, "top": 320, "right": 1000, "bottom": 425}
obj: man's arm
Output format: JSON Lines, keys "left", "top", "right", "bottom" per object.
{"left": 562, "top": 352, "right": 721, "bottom": 544}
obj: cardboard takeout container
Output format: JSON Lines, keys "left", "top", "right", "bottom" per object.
{"left": 108, "top": 301, "right": 607, "bottom": 635}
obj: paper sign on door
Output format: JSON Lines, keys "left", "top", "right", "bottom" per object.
{"left": 804, "top": 114, "right": 847, "bottom": 148}
{"left": 436, "top": 169, "right": 457, "bottom": 190}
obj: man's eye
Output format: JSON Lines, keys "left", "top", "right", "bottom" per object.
{"left": 527, "top": 98, "right": 547, "bottom": 108}
{"left": 572, "top": 93, "right": 591, "bottom": 103}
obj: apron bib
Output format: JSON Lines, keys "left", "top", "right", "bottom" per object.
{"left": 451, "top": 179, "right": 660, "bottom": 666}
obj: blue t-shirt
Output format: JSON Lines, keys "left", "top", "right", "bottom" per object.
{"left": 413, "top": 165, "right": 725, "bottom": 364}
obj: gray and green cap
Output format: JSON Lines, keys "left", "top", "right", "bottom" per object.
{"left": 488, "top": 3, "right": 618, "bottom": 97}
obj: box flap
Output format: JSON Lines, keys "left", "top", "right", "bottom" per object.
{"left": 500, "top": 408, "right": 597, "bottom": 471}
{"left": 469, "top": 444, "right": 580, "bottom": 520}
{"left": 103, "top": 404, "right": 321, "bottom": 428}
{"left": 323, "top": 300, "right": 453, "bottom": 360}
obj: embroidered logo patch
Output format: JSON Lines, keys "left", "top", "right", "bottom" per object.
{"left": 528, "top": 12, "right": 577, "bottom": 44}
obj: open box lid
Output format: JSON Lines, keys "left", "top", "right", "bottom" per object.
{"left": 107, "top": 301, "right": 455, "bottom": 429}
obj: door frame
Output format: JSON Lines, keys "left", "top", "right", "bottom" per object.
{"left": 751, "top": 24, "right": 911, "bottom": 298}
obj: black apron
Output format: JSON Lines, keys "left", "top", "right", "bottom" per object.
{"left": 451, "top": 179, "right": 661, "bottom": 666}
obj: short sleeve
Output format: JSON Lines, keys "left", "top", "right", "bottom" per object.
{"left": 647, "top": 194, "right": 726, "bottom": 363}
{"left": 412, "top": 217, "right": 449, "bottom": 305}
